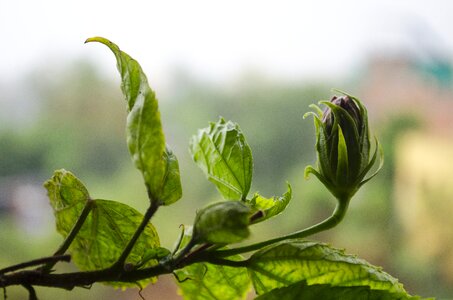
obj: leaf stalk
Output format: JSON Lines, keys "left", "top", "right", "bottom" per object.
{"left": 210, "top": 197, "right": 350, "bottom": 257}
{"left": 112, "top": 201, "right": 160, "bottom": 270}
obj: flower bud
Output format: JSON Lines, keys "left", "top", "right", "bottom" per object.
{"left": 304, "top": 93, "right": 383, "bottom": 201}
{"left": 193, "top": 201, "right": 251, "bottom": 244}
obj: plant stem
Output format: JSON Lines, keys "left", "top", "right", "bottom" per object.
{"left": 0, "top": 198, "right": 349, "bottom": 291}
{"left": 112, "top": 201, "right": 160, "bottom": 270}
{"left": 171, "top": 238, "right": 197, "bottom": 268}
{"left": 0, "top": 262, "right": 169, "bottom": 290}
{"left": 211, "top": 197, "right": 350, "bottom": 257}
{"left": 0, "top": 255, "right": 70, "bottom": 275}
{"left": 22, "top": 284, "right": 38, "bottom": 300}
{"left": 171, "top": 225, "right": 186, "bottom": 256}
{"left": 40, "top": 199, "right": 94, "bottom": 273}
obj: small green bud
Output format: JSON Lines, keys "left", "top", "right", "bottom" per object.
{"left": 193, "top": 201, "right": 251, "bottom": 244}
{"left": 304, "top": 93, "right": 383, "bottom": 201}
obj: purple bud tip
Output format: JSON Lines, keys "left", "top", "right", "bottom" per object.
{"left": 323, "top": 96, "right": 362, "bottom": 133}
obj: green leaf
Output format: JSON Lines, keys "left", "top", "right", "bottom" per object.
{"left": 173, "top": 227, "right": 251, "bottom": 299}
{"left": 159, "top": 147, "right": 183, "bottom": 205}
{"left": 247, "top": 183, "right": 292, "bottom": 223}
{"left": 248, "top": 239, "right": 411, "bottom": 297}
{"left": 75, "top": 200, "right": 160, "bottom": 270}
{"left": 175, "top": 256, "right": 251, "bottom": 300}
{"left": 189, "top": 118, "right": 253, "bottom": 200}
{"left": 85, "top": 37, "right": 166, "bottom": 203}
{"left": 255, "top": 280, "right": 425, "bottom": 300}
{"left": 45, "top": 169, "right": 90, "bottom": 214}
{"left": 45, "top": 170, "right": 160, "bottom": 288}
{"left": 193, "top": 201, "right": 251, "bottom": 244}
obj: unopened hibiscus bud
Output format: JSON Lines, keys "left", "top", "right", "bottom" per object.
{"left": 323, "top": 96, "right": 362, "bottom": 134}
{"left": 304, "top": 93, "right": 383, "bottom": 201}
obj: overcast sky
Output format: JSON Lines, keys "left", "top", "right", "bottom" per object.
{"left": 1, "top": 0, "right": 453, "bottom": 88}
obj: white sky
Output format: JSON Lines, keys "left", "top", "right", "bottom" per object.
{"left": 1, "top": 0, "right": 453, "bottom": 88}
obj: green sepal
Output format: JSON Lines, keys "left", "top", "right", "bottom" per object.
{"left": 358, "top": 137, "right": 384, "bottom": 188}
{"left": 333, "top": 90, "right": 371, "bottom": 167}
{"left": 247, "top": 183, "right": 292, "bottom": 224}
{"left": 308, "top": 103, "right": 324, "bottom": 116}
{"left": 189, "top": 117, "right": 253, "bottom": 200}
{"left": 322, "top": 100, "right": 361, "bottom": 178}
{"left": 304, "top": 165, "right": 331, "bottom": 187}
{"left": 336, "top": 126, "right": 349, "bottom": 186}
{"left": 314, "top": 116, "right": 333, "bottom": 180}
{"left": 193, "top": 201, "right": 251, "bottom": 244}
{"left": 355, "top": 98, "right": 371, "bottom": 170}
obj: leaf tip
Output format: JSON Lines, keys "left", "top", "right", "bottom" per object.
{"left": 285, "top": 181, "right": 292, "bottom": 190}
{"left": 84, "top": 37, "right": 116, "bottom": 49}
{"left": 84, "top": 37, "right": 100, "bottom": 44}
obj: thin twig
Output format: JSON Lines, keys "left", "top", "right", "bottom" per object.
{"left": 22, "top": 285, "right": 37, "bottom": 300}
{"left": 112, "top": 201, "right": 160, "bottom": 270}
{"left": 0, "top": 255, "right": 70, "bottom": 275}
{"left": 0, "top": 262, "right": 169, "bottom": 290}
{"left": 40, "top": 199, "right": 94, "bottom": 273}
{"left": 171, "top": 225, "right": 186, "bottom": 256}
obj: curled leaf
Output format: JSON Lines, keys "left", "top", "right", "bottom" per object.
{"left": 247, "top": 183, "right": 292, "bottom": 224}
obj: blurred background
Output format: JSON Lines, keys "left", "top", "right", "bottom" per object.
{"left": 1, "top": 0, "right": 453, "bottom": 299}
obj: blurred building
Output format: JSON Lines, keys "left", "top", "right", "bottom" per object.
{"left": 360, "top": 54, "right": 453, "bottom": 131}
{"left": 358, "top": 43, "right": 453, "bottom": 288}
{"left": 395, "top": 133, "right": 453, "bottom": 283}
